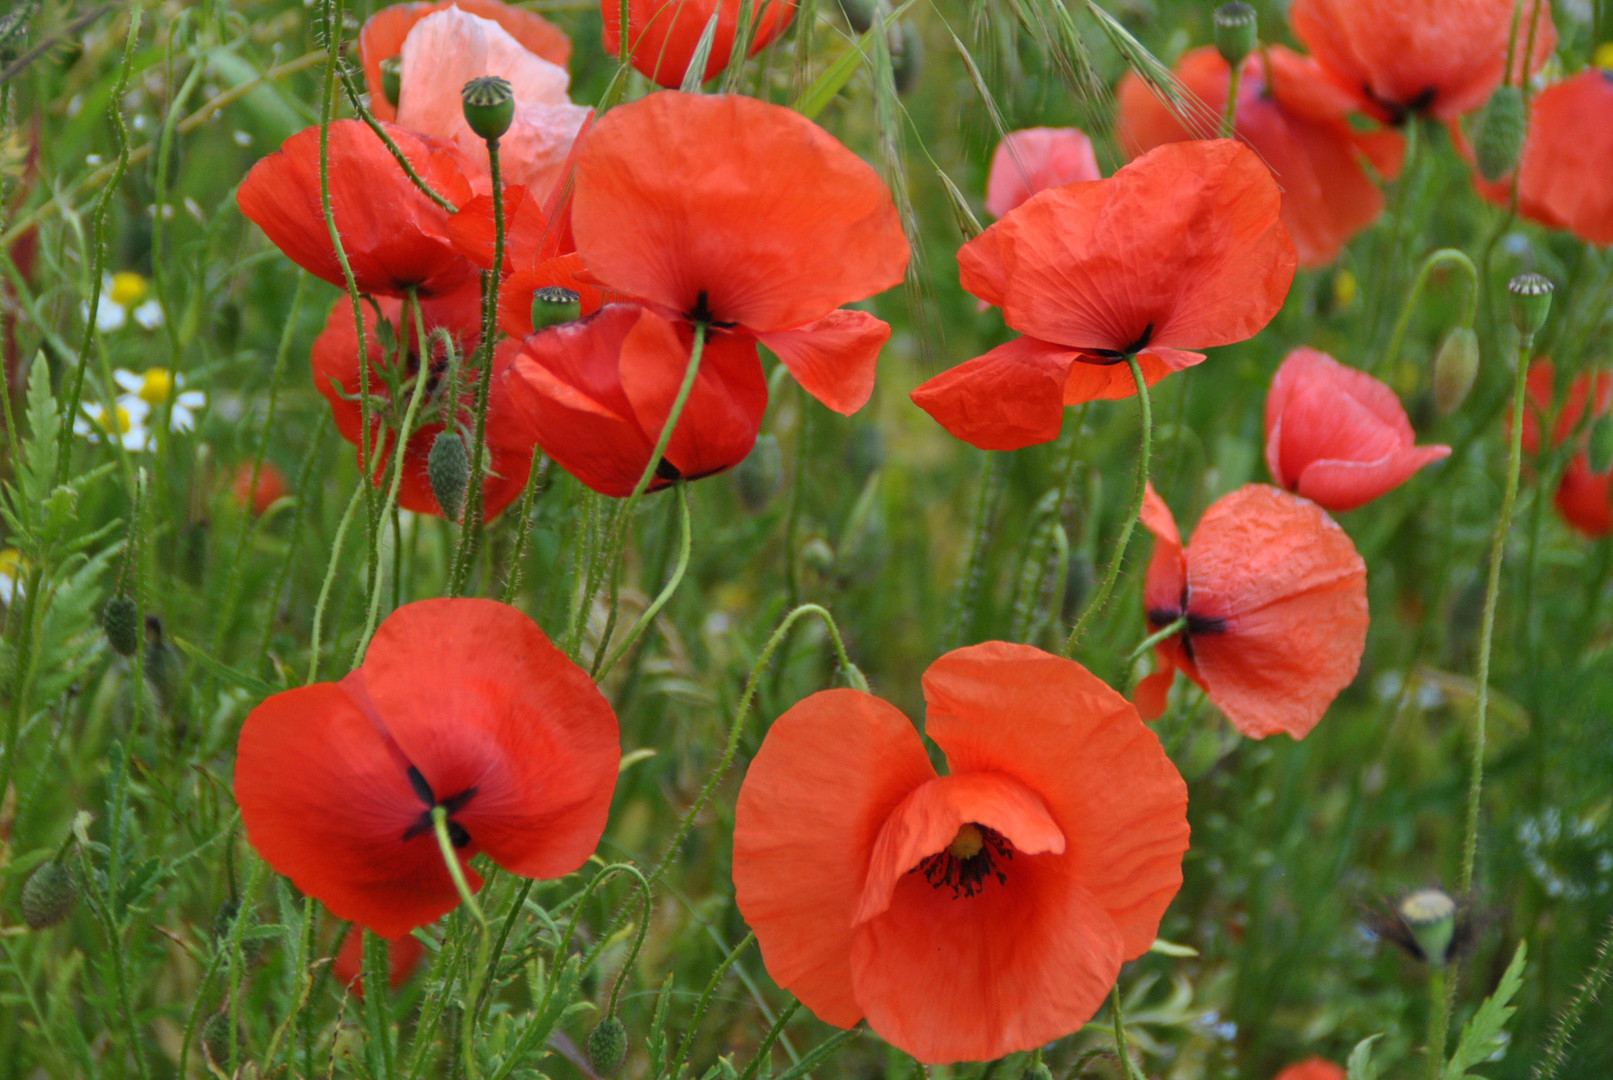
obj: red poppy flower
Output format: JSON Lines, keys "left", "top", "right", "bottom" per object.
{"left": 310, "top": 290, "right": 535, "bottom": 520}
{"left": 1289, "top": 0, "right": 1556, "bottom": 123}
{"left": 234, "top": 599, "right": 620, "bottom": 937}
{"left": 1274, "top": 1060, "right": 1346, "bottom": 1080}
{"left": 602, "top": 1, "right": 798, "bottom": 88}
{"left": 1554, "top": 457, "right": 1613, "bottom": 537}
{"left": 569, "top": 91, "right": 907, "bottom": 416}
{"left": 501, "top": 303, "right": 766, "bottom": 497}
{"left": 732, "top": 642, "right": 1189, "bottom": 1065}
{"left": 1116, "top": 47, "right": 1404, "bottom": 268}
{"left": 1521, "top": 359, "right": 1611, "bottom": 454}
{"left": 333, "top": 930, "right": 428, "bottom": 997}
{"left": 393, "top": 8, "right": 591, "bottom": 194}
{"left": 984, "top": 127, "right": 1101, "bottom": 219}
{"left": 229, "top": 461, "right": 289, "bottom": 517}
{"left": 1265, "top": 347, "right": 1449, "bottom": 511}
{"left": 1465, "top": 71, "right": 1613, "bottom": 246}
{"left": 238, "top": 121, "right": 477, "bottom": 299}
{"left": 1134, "top": 484, "right": 1368, "bottom": 739}
{"left": 911, "top": 140, "right": 1296, "bottom": 451}
{"left": 360, "top": 0, "right": 572, "bottom": 124}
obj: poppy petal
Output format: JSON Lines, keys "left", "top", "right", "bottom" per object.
{"left": 497, "top": 257, "right": 607, "bottom": 338}
{"left": 572, "top": 93, "right": 908, "bottom": 333}
{"left": 234, "top": 683, "right": 476, "bottom": 937}
{"left": 1186, "top": 485, "right": 1368, "bottom": 739}
{"left": 1295, "top": 446, "right": 1450, "bottom": 513}
{"left": 850, "top": 851, "right": 1124, "bottom": 1064}
{"left": 732, "top": 688, "right": 937, "bottom": 1029}
{"left": 909, "top": 336, "right": 1081, "bottom": 451}
{"left": 1133, "top": 668, "right": 1175, "bottom": 721}
{"left": 985, "top": 127, "right": 1102, "bottom": 219}
{"left": 756, "top": 309, "right": 891, "bottom": 415}
{"left": 920, "top": 642, "right": 1189, "bottom": 958}
{"left": 358, "top": 598, "right": 620, "bottom": 880}
{"left": 1062, "top": 348, "right": 1190, "bottom": 405}
{"left": 852, "top": 772, "right": 1065, "bottom": 925}
{"left": 1140, "top": 482, "right": 1185, "bottom": 619}
{"left": 1555, "top": 455, "right": 1613, "bottom": 538}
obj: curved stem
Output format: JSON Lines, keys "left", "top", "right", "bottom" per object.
{"left": 594, "top": 481, "right": 692, "bottom": 679}
{"left": 431, "top": 807, "right": 487, "bottom": 930}
{"left": 1383, "top": 248, "right": 1480, "bottom": 374}
{"left": 1127, "top": 616, "right": 1185, "bottom": 663}
{"left": 737, "top": 1000, "right": 801, "bottom": 1080}
{"left": 1064, "top": 355, "right": 1152, "bottom": 656}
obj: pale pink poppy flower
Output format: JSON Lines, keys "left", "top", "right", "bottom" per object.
{"left": 398, "top": 7, "right": 591, "bottom": 194}
{"left": 984, "top": 127, "right": 1101, "bottom": 219}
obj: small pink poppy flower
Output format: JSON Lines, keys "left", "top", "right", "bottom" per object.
{"left": 1265, "top": 347, "right": 1450, "bottom": 512}
{"left": 984, "top": 127, "right": 1101, "bottom": 219}
{"left": 397, "top": 8, "right": 591, "bottom": 193}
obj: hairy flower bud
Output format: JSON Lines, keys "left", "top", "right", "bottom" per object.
{"left": 102, "top": 594, "right": 140, "bottom": 657}
{"left": 461, "top": 76, "right": 514, "bottom": 142}
{"left": 587, "top": 1015, "right": 628, "bottom": 1076}
{"left": 1474, "top": 85, "right": 1526, "bottom": 182}
{"left": 1214, "top": 3, "right": 1259, "bottom": 69}
{"left": 1433, "top": 326, "right": 1480, "bottom": 415}
{"left": 21, "top": 861, "right": 74, "bottom": 929}
{"left": 428, "top": 430, "right": 470, "bottom": 523}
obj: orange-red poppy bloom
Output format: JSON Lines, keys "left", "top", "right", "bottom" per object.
{"left": 984, "top": 127, "right": 1101, "bottom": 219}
{"left": 311, "top": 289, "right": 535, "bottom": 520}
{"left": 333, "top": 930, "right": 428, "bottom": 997}
{"left": 1134, "top": 484, "right": 1368, "bottom": 739}
{"left": 1289, "top": 0, "right": 1556, "bottom": 123}
{"left": 569, "top": 92, "right": 908, "bottom": 417}
{"left": 911, "top": 140, "right": 1295, "bottom": 450}
{"left": 1116, "top": 47, "right": 1404, "bottom": 267}
{"left": 229, "top": 461, "right": 289, "bottom": 517}
{"left": 1553, "top": 458, "right": 1613, "bottom": 537}
{"left": 234, "top": 599, "right": 620, "bottom": 937}
{"left": 1466, "top": 70, "right": 1613, "bottom": 246}
{"left": 360, "top": 0, "right": 572, "bottom": 123}
{"left": 732, "top": 642, "right": 1189, "bottom": 1064}
{"left": 1265, "top": 347, "right": 1449, "bottom": 511}
{"left": 1274, "top": 1060, "right": 1346, "bottom": 1080}
{"left": 1522, "top": 359, "right": 1613, "bottom": 536}
{"left": 602, "top": 1, "right": 798, "bottom": 88}
{"left": 502, "top": 303, "right": 766, "bottom": 497}
{"left": 238, "top": 121, "right": 477, "bottom": 299}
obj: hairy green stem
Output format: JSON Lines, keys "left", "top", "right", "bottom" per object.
{"left": 594, "top": 481, "right": 692, "bottom": 679}
{"left": 307, "top": 485, "right": 366, "bottom": 684}
{"left": 1382, "top": 248, "right": 1480, "bottom": 375}
{"left": 1128, "top": 615, "right": 1186, "bottom": 663}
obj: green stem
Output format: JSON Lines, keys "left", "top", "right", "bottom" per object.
{"left": 307, "top": 485, "right": 366, "bottom": 684}
{"left": 675, "top": 932, "right": 757, "bottom": 1069}
{"left": 737, "top": 1000, "right": 801, "bottom": 1080}
{"left": 1064, "top": 355, "right": 1152, "bottom": 656}
{"left": 947, "top": 451, "right": 1003, "bottom": 649}
{"left": 1382, "top": 248, "right": 1480, "bottom": 374}
{"left": 1220, "top": 63, "right": 1241, "bottom": 138}
{"left": 1426, "top": 964, "right": 1449, "bottom": 1080}
{"left": 1128, "top": 616, "right": 1186, "bottom": 663}
{"left": 336, "top": 62, "right": 457, "bottom": 212}
{"left": 498, "top": 456, "right": 550, "bottom": 604}
{"left": 1532, "top": 908, "right": 1613, "bottom": 1080}
{"left": 432, "top": 806, "right": 487, "bottom": 930}
{"left": 1110, "top": 983, "right": 1140, "bottom": 1080}
{"left": 594, "top": 481, "right": 693, "bottom": 679}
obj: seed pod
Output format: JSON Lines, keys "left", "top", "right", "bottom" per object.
{"left": 1398, "top": 888, "right": 1458, "bottom": 966}
{"left": 586, "top": 1015, "right": 628, "bottom": 1076}
{"left": 838, "top": 0, "right": 875, "bottom": 33}
{"left": 21, "top": 861, "right": 74, "bottom": 929}
{"left": 380, "top": 56, "right": 403, "bottom": 109}
{"left": 1433, "top": 326, "right": 1480, "bottom": 415}
{"left": 735, "top": 434, "right": 783, "bottom": 513}
{"left": 428, "top": 430, "right": 470, "bottom": 522}
{"left": 531, "top": 286, "right": 582, "bottom": 331}
{"left": 1474, "top": 85, "right": 1526, "bottom": 183}
{"left": 461, "top": 76, "right": 514, "bottom": 142}
{"left": 1214, "top": 3, "right": 1259, "bottom": 69}
{"left": 1507, "top": 273, "right": 1553, "bottom": 340}
{"left": 799, "top": 537, "right": 835, "bottom": 575}
{"left": 102, "top": 594, "right": 140, "bottom": 657}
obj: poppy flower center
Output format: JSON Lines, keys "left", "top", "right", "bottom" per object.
{"left": 1085, "top": 323, "right": 1155, "bottom": 365}
{"left": 915, "top": 823, "right": 1013, "bottom": 898}
{"left": 683, "top": 290, "right": 738, "bottom": 330}
{"left": 1148, "top": 586, "right": 1229, "bottom": 661}
{"left": 400, "top": 765, "right": 478, "bottom": 848}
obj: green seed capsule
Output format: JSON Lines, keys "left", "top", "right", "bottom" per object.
{"left": 1214, "top": 3, "right": 1259, "bottom": 69}
{"left": 1399, "top": 888, "right": 1458, "bottom": 966}
{"left": 531, "top": 286, "right": 582, "bottom": 331}
{"left": 1508, "top": 273, "right": 1553, "bottom": 339}
{"left": 461, "top": 76, "right": 514, "bottom": 142}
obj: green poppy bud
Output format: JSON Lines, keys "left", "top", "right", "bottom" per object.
{"left": 102, "top": 593, "right": 140, "bottom": 657}
{"left": 1398, "top": 888, "right": 1458, "bottom": 966}
{"left": 587, "top": 1015, "right": 628, "bottom": 1076}
{"left": 735, "top": 433, "right": 784, "bottom": 513}
{"left": 1508, "top": 273, "right": 1553, "bottom": 340}
{"left": 21, "top": 860, "right": 74, "bottom": 930}
{"left": 531, "top": 286, "right": 582, "bottom": 331}
{"left": 890, "top": 21, "right": 923, "bottom": 95}
{"left": 461, "top": 76, "right": 514, "bottom": 142}
{"left": 838, "top": 0, "right": 875, "bottom": 33}
{"left": 380, "top": 56, "right": 403, "bottom": 109}
{"left": 1433, "top": 325, "right": 1480, "bottom": 415}
{"left": 1214, "top": 3, "right": 1259, "bottom": 69}
{"left": 1474, "top": 85, "right": 1526, "bottom": 182}
{"left": 201, "top": 1012, "right": 241, "bottom": 1067}
{"left": 800, "top": 537, "right": 835, "bottom": 575}
{"left": 428, "top": 430, "right": 470, "bottom": 523}
{"left": 1021, "top": 1064, "right": 1055, "bottom": 1080}
{"left": 1589, "top": 414, "right": 1613, "bottom": 473}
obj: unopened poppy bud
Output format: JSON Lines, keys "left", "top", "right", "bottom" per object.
{"left": 890, "top": 21, "right": 923, "bottom": 95}
{"left": 1508, "top": 273, "right": 1553, "bottom": 339}
{"left": 21, "top": 861, "right": 74, "bottom": 929}
{"left": 461, "top": 76, "right": 514, "bottom": 142}
{"left": 800, "top": 537, "right": 835, "bottom": 575}
{"left": 838, "top": 0, "right": 875, "bottom": 33}
{"left": 428, "top": 430, "right": 470, "bottom": 522}
{"left": 1474, "top": 85, "right": 1526, "bottom": 182}
{"left": 531, "top": 286, "right": 582, "bottom": 330}
{"left": 735, "top": 433, "right": 783, "bottom": 513}
{"left": 1433, "top": 326, "right": 1481, "bottom": 415}
{"left": 102, "top": 594, "right": 140, "bottom": 657}
{"left": 1589, "top": 414, "right": 1613, "bottom": 473}
{"left": 1214, "top": 3, "right": 1259, "bottom": 69}
{"left": 379, "top": 56, "right": 403, "bottom": 109}
{"left": 587, "top": 1015, "right": 628, "bottom": 1076}
{"left": 1021, "top": 1064, "right": 1055, "bottom": 1080}
{"left": 201, "top": 1012, "right": 240, "bottom": 1067}
{"left": 1398, "top": 888, "right": 1458, "bottom": 966}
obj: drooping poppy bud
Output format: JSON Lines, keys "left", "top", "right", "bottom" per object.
{"left": 1433, "top": 325, "right": 1480, "bottom": 415}
{"left": 1473, "top": 84, "right": 1526, "bottom": 182}
{"left": 1213, "top": 2, "right": 1258, "bottom": 68}
{"left": 462, "top": 75, "right": 515, "bottom": 142}
{"left": 21, "top": 861, "right": 74, "bottom": 929}
{"left": 102, "top": 594, "right": 140, "bottom": 657}
{"left": 587, "top": 1015, "right": 628, "bottom": 1075}
{"left": 1508, "top": 273, "right": 1553, "bottom": 340}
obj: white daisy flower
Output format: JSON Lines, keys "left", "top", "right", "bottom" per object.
{"left": 75, "top": 396, "right": 152, "bottom": 451}
{"left": 85, "top": 272, "right": 165, "bottom": 332}
{"left": 0, "top": 548, "right": 25, "bottom": 604}
{"left": 113, "top": 367, "right": 207, "bottom": 432}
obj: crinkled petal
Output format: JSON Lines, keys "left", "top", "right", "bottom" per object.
{"left": 909, "top": 336, "right": 1080, "bottom": 451}
{"left": 757, "top": 309, "right": 890, "bottom": 415}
